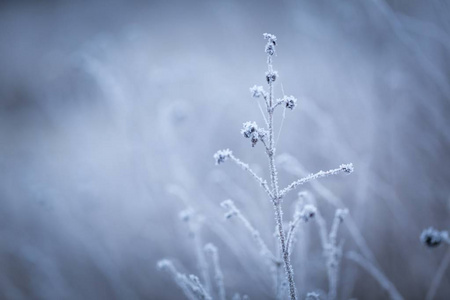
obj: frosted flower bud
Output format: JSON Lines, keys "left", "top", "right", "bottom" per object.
{"left": 221, "top": 199, "right": 237, "bottom": 219}
{"left": 157, "top": 259, "right": 174, "bottom": 271}
{"left": 266, "top": 70, "right": 278, "bottom": 84}
{"left": 224, "top": 211, "right": 236, "bottom": 219}
{"left": 299, "top": 204, "right": 317, "bottom": 222}
{"left": 214, "top": 149, "right": 232, "bottom": 165}
{"left": 420, "top": 227, "right": 449, "bottom": 248}
{"left": 284, "top": 95, "right": 297, "bottom": 110}
{"left": 204, "top": 243, "right": 217, "bottom": 254}
{"left": 241, "top": 121, "right": 267, "bottom": 147}
{"left": 265, "top": 43, "right": 275, "bottom": 56}
{"left": 335, "top": 208, "right": 349, "bottom": 222}
{"left": 220, "top": 199, "right": 234, "bottom": 209}
{"left": 263, "top": 33, "right": 277, "bottom": 45}
{"left": 249, "top": 85, "right": 267, "bottom": 98}
{"left": 241, "top": 121, "right": 258, "bottom": 138}
{"left": 179, "top": 208, "right": 194, "bottom": 222}
{"left": 340, "top": 163, "right": 354, "bottom": 174}
{"left": 306, "top": 292, "right": 320, "bottom": 300}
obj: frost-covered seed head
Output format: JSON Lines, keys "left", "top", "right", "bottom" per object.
{"left": 266, "top": 70, "right": 278, "bottom": 84}
{"left": 336, "top": 208, "right": 349, "bottom": 222}
{"left": 204, "top": 243, "right": 217, "bottom": 254}
{"left": 300, "top": 204, "right": 317, "bottom": 222}
{"left": 263, "top": 33, "right": 277, "bottom": 45}
{"left": 340, "top": 163, "right": 354, "bottom": 174}
{"left": 241, "top": 121, "right": 258, "bottom": 138}
{"left": 420, "top": 227, "right": 449, "bottom": 248}
{"left": 284, "top": 95, "right": 298, "bottom": 110}
{"left": 157, "top": 259, "right": 174, "bottom": 271}
{"left": 220, "top": 199, "right": 234, "bottom": 209}
{"left": 214, "top": 149, "right": 232, "bottom": 165}
{"left": 241, "top": 121, "right": 266, "bottom": 147}
{"left": 224, "top": 211, "right": 236, "bottom": 219}
{"left": 265, "top": 43, "right": 275, "bottom": 56}
{"left": 250, "top": 85, "right": 267, "bottom": 98}
{"left": 179, "top": 208, "right": 195, "bottom": 222}
{"left": 305, "top": 292, "right": 320, "bottom": 300}
{"left": 221, "top": 199, "right": 237, "bottom": 219}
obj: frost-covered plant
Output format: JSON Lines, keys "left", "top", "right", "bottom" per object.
{"left": 214, "top": 33, "right": 353, "bottom": 300}
{"left": 419, "top": 227, "right": 450, "bottom": 300}
{"left": 221, "top": 199, "right": 282, "bottom": 296}
{"left": 297, "top": 191, "right": 348, "bottom": 300}
{"left": 277, "top": 155, "right": 404, "bottom": 300}
{"left": 316, "top": 208, "right": 347, "bottom": 300}
{"left": 157, "top": 259, "right": 212, "bottom": 300}
{"left": 204, "top": 244, "right": 226, "bottom": 300}
{"left": 305, "top": 291, "right": 321, "bottom": 300}
{"left": 159, "top": 186, "right": 249, "bottom": 300}
{"left": 157, "top": 207, "right": 214, "bottom": 299}
{"left": 420, "top": 227, "right": 449, "bottom": 248}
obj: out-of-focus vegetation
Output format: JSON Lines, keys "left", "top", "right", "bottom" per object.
{"left": 0, "top": 0, "right": 449, "bottom": 299}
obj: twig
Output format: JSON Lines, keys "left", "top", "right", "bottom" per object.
{"left": 280, "top": 164, "right": 353, "bottom": 198}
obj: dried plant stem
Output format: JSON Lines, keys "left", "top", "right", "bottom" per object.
{"left": 193, "top": 231, "right": 211, "bottom": 294}
{"left": 266, "top": 66, "right": 297, "bottom": 300}
{"left": 205, "top": 244, "right": 226, "bottom": 300}
{"left": 274, "top": 201, "right": 296, "bottom": 300}
{"left": 157, "top": 260, "right": 212, "bottom": 300}
{"left": 426, "top": 247, "right": 450, "bottom": 300}
{"left": 278, "top": 154, "right": 376, "bottom": 264}
{"left": 280, "top": 166, "right": 351, "bottom": 198}
{"left": 229, "top": 154, "right": 273, "bottom": 199}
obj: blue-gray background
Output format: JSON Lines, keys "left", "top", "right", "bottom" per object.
{"left": 1, "top": 0, "right": 449, "bottom": 299}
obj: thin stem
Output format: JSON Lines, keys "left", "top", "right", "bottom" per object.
{"left": 229, "top": 154, "right": 274, "bottom": 199}
{"left": 221, "top": 200, "right": 280, "bottom": 265}
{"left": 277, "top": 153, "right": 377, "bottom": 264}
{"left": 270, "top": 99, "right": 285, "bottom": 112}
{"left": 280, "top": 165, "right": 352, "bottom": 198}
{"left": 191, "top": 223, "right": 211, "bottom": 294}
{"left": 157, "top": 260, "right": 210, "bottom": 300}
{"left": 268, "top": 83, "right": 280, "bottom": 198}
{"left": 205, "top": 244, "right": 226, "bottom": 300}
{"left": 266, "top": 59, "right": 297, "bottom": 300}
{"left": 286, "top": 215, "right": 301, "bottom": 256}
{"left": 274, "top": 202, "right": 296, "bottom": 300}
{"left": 426, "top": 247, "right": 450, "bottom": 300}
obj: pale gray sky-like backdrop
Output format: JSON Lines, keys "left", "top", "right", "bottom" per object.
{"left": 0, "top": 1, "right": 449, "bottom": 299}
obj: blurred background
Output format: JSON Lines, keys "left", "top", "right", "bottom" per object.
{"left": 1, "top": 0, "right": 450, "bottom": 299}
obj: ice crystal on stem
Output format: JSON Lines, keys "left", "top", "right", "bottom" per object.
{"left": 214, "top": 149, "right": 232, "bottom": 165}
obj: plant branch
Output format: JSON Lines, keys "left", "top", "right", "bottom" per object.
{"left": 229, "top": 154, "right": 274, "bottom": 199}
{"left": 280, "top": 164, "right": 353, "bottom": 198}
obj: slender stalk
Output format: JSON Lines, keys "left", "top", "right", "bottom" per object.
{"left": 266, "top": 56, "right": 297, "bottom": 300}
{"left": 274, "top": 201, "right": 297, "bottom": 300}
{"left": 426, "top": 247, "right": 450, "bottom": 300}
{"left": 229, "top": 154, "right": 273, "bottom": 199}
{"left": 205, "top": 244, "right": 226, "bottom": 300}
